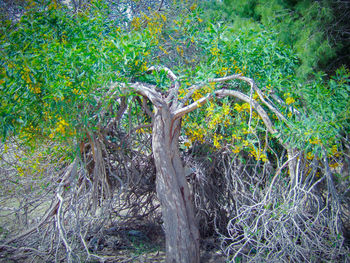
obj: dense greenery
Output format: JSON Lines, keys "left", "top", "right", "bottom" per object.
{"left": 224, "top": 0, "right": 350, "bottom": 78}
{"left": 2, "top": 0, "right": 348, "bottom": 155}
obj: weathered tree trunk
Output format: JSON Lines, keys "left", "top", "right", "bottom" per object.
{"left": 152, "top": 106, "right": 200, "bottom": 263}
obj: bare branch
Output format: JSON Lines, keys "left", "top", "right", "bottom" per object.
{"left": 173, "top": 88, "right": 277, "bottom": 136}
{"left": 147, "top": 66, "right": 178, "bottom": 82}
{"left": 210, "top": 74, "right": 289, "bottom": 124}
{"left": 117, "top": 82, "right": 164, "bottom": 107}
{"left": 173, "top": 93, "right": 212, "bottom": 119}
{"left": 146, "top": 65, "right": 181, "bottom": 106}
{"left": 216, "top": 89, "right": 277, "bottom": 135}
{"left": 158, "top": 0, "right": 165, "bottom": 11}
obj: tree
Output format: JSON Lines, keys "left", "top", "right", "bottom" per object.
{"left": 119, "top": 66, "right": 290, "bottom": 262}
{"left": 1, "top": 1, "right": 349, "bottom": 262}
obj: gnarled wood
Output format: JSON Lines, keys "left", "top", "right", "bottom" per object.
{"left": 152, "top": 105, "right": 200, "bottom": 263}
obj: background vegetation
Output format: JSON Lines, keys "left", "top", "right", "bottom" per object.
{"left": 0, "top": 0, "right": 349, "bottom": 262}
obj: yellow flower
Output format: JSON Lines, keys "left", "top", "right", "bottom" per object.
{"left": 178, "top": 88, "right": 188, "bottom": 99}
{"left": 306, "top": 152, "right": 314, "bottom": 160}
{"left": 232, "top": 134, "right": 242, "bottom": 140}
{"left": 222, "top": 103, "right": 230, "bottom": 115}
{"left": 210, "top": 46, "right": 219, "bottom": 56}
{"left": 232, "top": 146, "right": 240, "bottom": 154}
{"left": 213, "top": 133, "right": 223, "bottom": 149}
{"left": 141, "top": 61, "right": 148, "bottom": 71}
{"left": 176, "top": 46, "right": 184, "bottom": 56}
{"left": 285, "top": 97, "right": 295, "bottom": 105}
{"left": 206, "top": 102, "right": 214, "bottom": 117}
{"left": 260, "top": 154, "right": 268, "bottom": 162}
{"left": 241, "top": 103, "right": 251, "bottom": 112}
{"left": 184, "top": 141, "right": 191, "bottom": 148}
{"left": 329, "top": 162, "right": 342, "bottom": 169}
{"left": 131, "top": 17, "right": 141, "bottom": 30}
{"left": 72, "top": 88, "right": 82, "bottom": 95}
{"left": 330, "top": 145, "right": 340, "bottom": 157}
{"left": 234, "top": 103, "right": 242, "bottom": 112}
{"left": 160, "top": 14, "right": 166, "bottom": 22}
{"left": 309, "top": 138, "right": 321, "bottom": 145}
{"left": 192, "top": 90, "right": 203, "bottom": 101}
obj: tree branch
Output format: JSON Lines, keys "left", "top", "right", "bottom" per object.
{"left": 209, "top": 74, "right": 288, "bottom": 123}
{"left": 117, "top": 82, "right": 163, "bottom": 107}
{"left": 173, "top": 89, "right": 277, "bottom": 135}
{"left": 146, "top": 65, "right": 181, "bottom": 107}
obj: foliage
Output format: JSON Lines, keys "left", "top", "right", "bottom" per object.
{"left": 0, "top": 0, "right": 152, "bottom": 142}
{"left": 223, "top": 0, "right": 342, "bottom": 78}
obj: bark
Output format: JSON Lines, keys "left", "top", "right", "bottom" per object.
{"left": 152, "top": 105, "right": 200, "bottom": 263}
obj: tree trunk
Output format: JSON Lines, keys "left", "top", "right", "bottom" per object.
{"left": 152, "top": 106, "right": 200, "bottom": 263}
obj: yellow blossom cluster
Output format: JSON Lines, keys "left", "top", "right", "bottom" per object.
{"left": 216, "top": 66, "right": 230, "bottom": 77}
{"left": 185, "top": 124, "right": 206, "bottom": 146}
{"left": 192, "top": 89, "right": 204, "bottom": 101}
{"left": 253, "top": 92, "right": 259, "bottom": 100}
{"left": 136, "top": 127, "right": 151, "bottom": 134}
{"left": 234, "top": 102, "right": 251, "bottom": 113}
{"left": 329, "top": 162, "right": 342, "bottom": 169}
{"left": 176, "top": 46, "right": 184, "bottom": 57}
{"left": 205, "top": 101, "right": 232, "bottom": 130}
{"left": 213, "top": 133, "right": 223, "bottom": 149}
{"left": 49, "top": 117, "right": 70, "bottom": 139}
{"left": 309, "top": 137, "right": 321, "bottom": 145}
{"left": 29, "top": 84, "right": 41, "bottom": 94}
{"left": 285, "top": 97, "right": 295, "bottom": 105}
{"left": 178, "top": 87, "right": 188, "bottom": 99}
{"left": 250, "top": 148, "right": 268, "bottom": 162}
{"left": 132, "top": 57, "right": 148, "bottom": 71}
{"left": 233, "top": 64, "right": 246, "bottom": 74}
{"left": 284, "top": 93, "right": 296, "bottom": 105}
{"left": 222, "top": 103, "right": 230, "bottom": 115}
{"left": 232, "top": 145, "right": 241, "bottom": 154}
{"left": 191, "top": 82, "right": 215, "bottom": 101}
{"left": 131, "top": 11, "right": 166, "bottom": 44}
{"left": 330, "top": 145, "right": 340, "bottom": 157}
{"left": 141, "top": 61, "right": 148, "bottom": 71}
{"left": 72, "top": 88, "right": 83, "bottom": 95}
{"left": 306, "top": 152, "right": 314, "bottom": 160}
{"left": 206, "top": 101, "right": 215, "bottom": 117}
{"left": 208, "top": 113, "right": 222, "bottom": 129}
{"left": 210, "top": 46, "right": 220, "bottom": 56}
{"left": 131, "top": 16, "right": 142, "bottom": 30}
